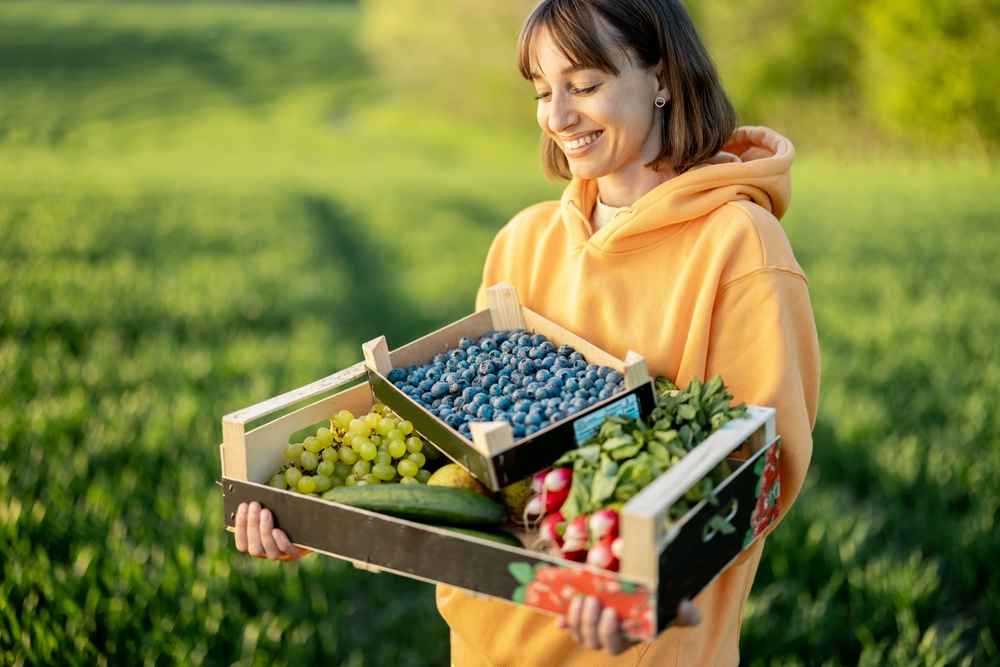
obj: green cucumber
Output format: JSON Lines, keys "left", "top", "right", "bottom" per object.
{"left": 325, "top": 485, "right": 505, "bottom": 526}
{"left": 432, "top": 525, "right": 523, "bottom": 548}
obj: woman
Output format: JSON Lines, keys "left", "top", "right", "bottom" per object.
{"left": 237, "top": 0, "right": 820, "bottom": 664}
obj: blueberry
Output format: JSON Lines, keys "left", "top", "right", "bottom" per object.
{"left": 388, "top": 368, "right": 406, "bottom": 383}
{"left": 544, "top": 406, "right": 556, "bottom": 418}
{"left": 525, "top": 413, "right": 542, "bottom": 426}
{"left": 599, "top": 388, "right": 613, "bottom": 401}
{"left": 535, "top": 387, "right": 549, "bottom": 400}
{"left": 463, "top": 404, "right": 477, "bottom": 416}
{"left": 580, "top": 376, "right": 594, "bottom": 390}
{"left": 481, "top": 339, "right": 497, "bottom": 352}
{"left": 565, "top": 378, "right": 578, "bottom": 392}
{"left": 489, "top": 384, "right": 502, "bottom": 397}
{"left": 558, "top": 344, "right": 574, "bottom": 357}
{"left": 535, "top": 369, "right": 552, "bottom": 383}
{"left": 529, "top": 334, "right": 545, "bottom": 346}
{"left": 518, "top": 359, "right": 536, "bottom": 375}
{"left": 482, "top": 373, "right": 498, "bottom": 387}
{"left": 525, "top": 425, "right": 539, "bottom": 436}
{"left": 512, "top": 389, "right": 526, "bottom": 401}
{"left": 528, "top": 346, "right": 545, "bottom": 360}
{"left": 539, "top": 355, "right": 556, "bottom": 369}
{"left": 573, "top": 360, "right": 587, "bottom": 370}
{"left": 606, "top": 370, "right": 623, "bottom": 385}
{"left": 597, "top": 366, "right": 611, "bottom": 378}
{"left": 421, "top": 391, "right": 434, "bottom": 403}
{"left": 513, "top": 424, "right": 526, "bottom": 438}
{"left": 512, "top": 411, "right": 526, "bottom": 425}
{"left": 478, "top": 360, "right": 497, "bottom": 376}
{"left": 477, "top": 404, "right": 494, "bottom": 420}
{"left": 594, "top": 378, "right": 606, "bottom": 391}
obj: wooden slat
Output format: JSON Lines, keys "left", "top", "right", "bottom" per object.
{"left": 222, "top": 362, "right": 367, "bottom": 427}
{"left": 623, "top": 350, "right": 650, "bottom": 390}
{"left": 388, "top": 309, "right": 494, "bottom": 369}
{"left": 619, "top": 406, "right": 774, "bottom": 583}
{"left": 363, "top": 336, "right": 393, "bottom": 375}
{"left": 469, "top": 421, "right": 515, "bottom": 457}
{"left": 486, "top": 282, "right": 526, "bottom": 330}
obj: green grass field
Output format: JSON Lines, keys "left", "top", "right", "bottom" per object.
{"left": 1, "top": 2, "right": 997, "bottom": 665}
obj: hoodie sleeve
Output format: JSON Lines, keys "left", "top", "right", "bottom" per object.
{"left": 705, "top": 267, "right": 821, "bottom": 532}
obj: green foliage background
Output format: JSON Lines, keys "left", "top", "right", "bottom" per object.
{"left": 1, "top": 2, "right": 998, "bottom": 666}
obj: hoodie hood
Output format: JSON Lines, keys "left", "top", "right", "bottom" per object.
{"left": 560, "top": 126, "right": 795, "bottom": 254}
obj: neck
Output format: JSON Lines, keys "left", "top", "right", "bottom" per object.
{"left": 596, "top": 161, "right": 678, "bottom": 208}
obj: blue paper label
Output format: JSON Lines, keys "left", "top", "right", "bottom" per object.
{"left": 572, "top": 393, "right": 640, "bottom": 445}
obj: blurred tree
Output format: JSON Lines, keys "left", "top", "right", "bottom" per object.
{"left": 860, "top": 0, "right": 1000, "bottom": 152}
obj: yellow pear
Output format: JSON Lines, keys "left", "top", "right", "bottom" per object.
{"left": 427, "top": 463, "right": 491, "bottom": 497}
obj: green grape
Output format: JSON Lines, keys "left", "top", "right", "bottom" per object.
{"left": 388, "top": 440, "right": 407, "bottom": 458}
{"left": 352, "top": 460, "right": 372, "bottom": 477}
{"left": 297, "top": 476, "right": 317, "bottom": 494}
{"left": 423, "top": 445, "right": 442, "bottom": 461}
{"left": 300, "top": 451, "right": 319, "bottom": 471}
{"left": 302, "top": 436, "right": 320, "bottom": 453}
{"left": 407, "top": 451, "right": 426, "bottom": 469}
{"left": 400, "top": 476, "right": 419, "bottom": 485}
{"left": 359, "top": 441, "right": 378, "bottom": 461}
{"left": 314, "top": 474, "right": 333, "bottom": 492}
{"left": 416, "top": 469, "right": 431, "bottom": 484}
{"left": 285, "top": 443, "right": 305, "bottom": 462}
{"left": 284, "top": 467, "right": 303, "bottom": 486}
{"left": 375, "top": 451, "right": 392, "bottom": 466}
{"left": 364, "top": 412, "right": 380, "bottom": 428}
{"left": 362, "top": 473, "right": 381, "bottom": 485}
{"left": 370, "top": 434, "right": 382, "bottom": 446}
{"left": 333, "top": 410, "right": 353, "bottom": 429}
{"left": 387, "top": 428, "right": 405, "bottom": 443}
{"left": 372, "top": 463, "right": 396, "bottom": 481}
{"left": 330, "top": 475, "right": 346, "bottom": 487}
{"left": 334, "top": 462, "right": 353, "bottom": 478}
{"left": 322, "top": 489, "right": 339, "bottom": 500}
{"left": 338, "top": 446, "right": 359, "bottom": 465}
{"left": 316, "top": 426, "right": 332, "bottom": 440}
{"left": 322, "top": 447, "right": 339, "bottom": 462}
{"left": 372, "top": 401, "right": 386, "bottom": 415}
{"left": 350, "top": 435, "right": 370, "bottom": 452}
{"left": 399, "top": 420, "right": 414, "bottom": 435}
{"left": 269, "top": 473, "right": 287, "bottom": 489}
{"left": 406, "top": 437, "right": 423, "bottom": 454}
{"left": 318, "top": 430, "right": 335, "bottom": 448}
{"left": 397, "top": 459, "right": 419, "bottom": 478}
{"left": 345, "top": 474, "right": 359, "bottom": 487}
{"left": 348, "top": 419, "right": 372, "bottom": 437}
{"left": 377, "top": 417, "right": 397, "bottom": 435}
{"left": 317, "top": 460, "right": 336, "bottom": 478}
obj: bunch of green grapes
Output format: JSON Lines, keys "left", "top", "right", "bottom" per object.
{"left": 267, "top": 402, "right": 442, "bottom": 499}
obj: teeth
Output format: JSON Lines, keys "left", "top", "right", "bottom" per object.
{"left": 564, "top": 132, "right": 600, "bottom": 150}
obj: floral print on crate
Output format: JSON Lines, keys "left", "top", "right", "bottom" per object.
{"left": 743, "top": 436, "right": 782, "bottom": 549}
{"left": 509, "top": 562, "right": 654, "bottom": 640}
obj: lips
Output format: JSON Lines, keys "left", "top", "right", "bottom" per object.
{"left": 560, "top": 130, "right": 603, "bottom": 156}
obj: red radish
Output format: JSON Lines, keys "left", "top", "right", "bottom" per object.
{"left": 539, "top": 511, "right": 565, "bottom": 548}
{"left": 611, "top": 536, "right": 625, "bottom": 560}
{"left": 522, "top": 494, "right": 545, "bottom": 528}
{"left": 562, "top": 545, "right": 587, "bottom": 562}
{"left": 531, "top": 468, "right": 551, "bottom": 494}
{"left": 543, "top": 486, "right": 569, "bottom": 514}
{"left": 588, "top": 508, "right": 620, "bottom": 541}
{"left": 563, "top": 515, "right": 589, "bottom": 548}
{"left": 586, "top": 535, "right": 619, "bottom": 571}
{"left": 544, "top": 467, "right": 572, "bottom": 493}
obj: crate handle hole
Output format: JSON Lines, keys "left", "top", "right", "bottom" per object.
{"left": 701, "top": 498, "right": 738, "bottom": 542}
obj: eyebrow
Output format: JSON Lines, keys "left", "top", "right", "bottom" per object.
{"left": 530, "top": 63, "right": 596, "bottom": 81}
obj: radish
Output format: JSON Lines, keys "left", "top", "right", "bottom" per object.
{"left": 539, "top": 511, "right": 565, "bottom": 548}
{"left": 610, "top": 536, "right": 625, "bottom": 560}
{"left": 522, "top": 494, "right": 545, "bottom": 527}
{"left": 586, "top": 536, "right": 619, "bottom": 571}
{"left": 562, "top": 515, "right": 589, "bottom": 548}
{"left": 543, "top": 467, "right": 572, "bottom": 493}
{"left": 588, "top": 508, "right": 620, "bottom": 541}
{"left": 543, "top": 486, "right": 569, "bottom": 514}
{"left": 531, "top": 468, "right": 551, "bottom": 494}
{"left": 562, "top": 545, "right": 587, "bottom": 562}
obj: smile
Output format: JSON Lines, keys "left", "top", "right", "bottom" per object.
{"left": 561, "top": 130, "right": 603, "bottom": 155}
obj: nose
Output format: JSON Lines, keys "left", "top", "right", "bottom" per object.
{"left": 546, "top": 90, "right": 578, "bottom": 135}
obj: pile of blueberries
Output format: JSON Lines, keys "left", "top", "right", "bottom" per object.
{"left": 386, "top": 330, "right": 626, "bottom": 440}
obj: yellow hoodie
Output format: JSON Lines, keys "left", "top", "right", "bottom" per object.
{"left": 437, "top": 126, "right": 821, "bottom": 666}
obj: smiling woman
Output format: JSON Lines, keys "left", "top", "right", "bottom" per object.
{"left": 434, "top": 1, "right": 821, "bottom": 666}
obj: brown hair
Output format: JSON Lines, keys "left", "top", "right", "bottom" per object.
{"left": 517, "top": 0, "right": 737, "bottom": 178}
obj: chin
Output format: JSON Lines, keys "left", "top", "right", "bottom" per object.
{"left": 567, "top": 159, "right": 610, "bottom": 180}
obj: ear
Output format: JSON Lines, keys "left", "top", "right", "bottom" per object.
{"left": 655, "top": 61, "right": 670, "bottom": 102}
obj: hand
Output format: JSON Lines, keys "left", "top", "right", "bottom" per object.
{"left": 234, "top": 501, "right": 311, "bottom": 561}
{"left": 557, "top": 595, "right": 701, "bottom": 655}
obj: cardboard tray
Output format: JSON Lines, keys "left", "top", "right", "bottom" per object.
{"left": 219, "top": 364, "right": 782, "bottom": 641}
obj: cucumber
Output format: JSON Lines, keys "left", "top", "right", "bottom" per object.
{"left": 325, "top": 484, "right": 505, "bottom": 526}
{"left": 432, "top": 525, "right": 524, "bottom": 548}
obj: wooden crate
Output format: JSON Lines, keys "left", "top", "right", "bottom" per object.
{"left": 219, "top": 364, "right": 782, "bottom": 641}
{"left": 362, "top": 283, "right": 657, "bottom": 491}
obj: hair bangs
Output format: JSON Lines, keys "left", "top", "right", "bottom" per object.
{"left": 517, "top": 0, "right": 621, "bottom": 82}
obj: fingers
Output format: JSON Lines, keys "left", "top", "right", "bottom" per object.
{"left": 258, "top": 509, "right": 281, "bottom": 560}
{"left": 567, "top": 594, "right": 584, "bottom": 643}
{"left": 234, "top": 502, "right": 248, "bottom": 553}
{"left": 246, "top": 502, "right": 264, "bottom": 557}
{"left": 580, "top": 596, "right": 602, "bottom": 650}
{"left": 273, "top": 529, "right": 311, "bottom": 560}
{"left": 599, "top": 607, "right": 622, "bottom": 654}
{"left": 676, "top": 599, "right": 701, "bottom": 627}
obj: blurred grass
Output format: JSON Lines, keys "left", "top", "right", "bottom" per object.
{"left": 0, "top": 2, "right": 998, "bottom": 665}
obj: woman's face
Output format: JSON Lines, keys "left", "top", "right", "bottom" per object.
{"left": 530, "top": 25, "right": 664, "bottom": 181}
